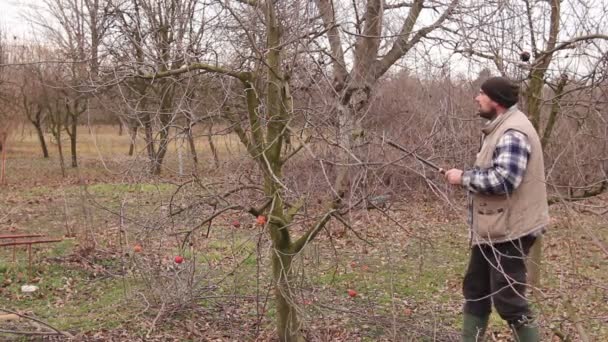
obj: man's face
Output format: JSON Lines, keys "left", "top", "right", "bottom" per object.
{"left": 475, "top": 90, "right": 497, "bottom": 120}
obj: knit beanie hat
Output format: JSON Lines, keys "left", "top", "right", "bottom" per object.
{"left": 481, "top": 77, "right": 519, "bottom": 108}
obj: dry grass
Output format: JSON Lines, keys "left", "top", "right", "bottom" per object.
{"left": 8, "top": 124, "right": 245, "bottom": 159}
{"left": 2, "top": 124, "right": 248, "bottom": 186}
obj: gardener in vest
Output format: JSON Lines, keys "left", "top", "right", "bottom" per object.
{"left": 444, "top": 76, "right": 549, "bottom": 342}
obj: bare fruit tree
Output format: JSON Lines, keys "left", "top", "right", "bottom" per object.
{"left": 312, "top": 0, "right": 462, "bottom": 199}
{"left": 102, "top": 0, "right": 376, "bottom": 339}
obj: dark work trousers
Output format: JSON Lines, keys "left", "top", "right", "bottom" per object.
{"left": 462, "top": 234, "right": 537, "bottom": 324}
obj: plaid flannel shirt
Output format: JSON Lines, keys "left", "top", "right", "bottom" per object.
{"left": 462, "top": 129, "right": 531, "bottom": 195}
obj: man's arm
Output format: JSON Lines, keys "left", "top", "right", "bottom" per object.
{"left": 461, "top": 130, "right": 531, "bottom": 195}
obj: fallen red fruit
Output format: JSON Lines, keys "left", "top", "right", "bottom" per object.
{"left": 174, "top": 256, "right": 184, "bottom": 264}
{"left": 256, "top": 215, "right": 267, "bottom": 225}
{"left": 347, "top": 289, "right": 357, "bottom": 298}
{"left": 133, "top": 244, "right": 143, "bottom": 253}
{"left": 232, "top": 220, "right": 241, "bottom": 228}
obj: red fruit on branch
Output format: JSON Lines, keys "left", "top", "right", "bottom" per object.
{"left": 174, "top": 256, "right": 184, "bottom": 264}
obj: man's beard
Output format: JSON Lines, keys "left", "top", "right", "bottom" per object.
{"left": 478, "top": 107, "right": 497, "bottom": 120}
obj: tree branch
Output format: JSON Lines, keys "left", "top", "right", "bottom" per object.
{"left": 548, "top": 180, "right": 608, "bottom": 205}
{"left": 384, "top": 1, "right": 441, "bottom": 10}
{"left": 285, "top": 197, "right": 306, "bottom": 223}
{"left": 0, "top": 308, "right": 72, "bottom": 338}
{"left": 454, "top": 48, "right": 505, "bottom": 70}
{"left": 280, "top": 133, "right": 311, "bottom": 166}
{"left": 522, "top": 0, "right": 538, "bottom": 57}
{"left": 315, "top": 0, "right": 349, "bottom": 89}
{"left": 224, "top": 107, "right": 254, "bottom": 157}
{"left": 541, "top": 74, "right": 568, "bottom": 147}
{"left": 376, "top": 0, "right": 459, "bottom": 78}
{"left": 354, "top": 0, "right": 384, "bottom": 81}
{"left": 235, "top": 0, "right": 258, "bottom": 6}
{"left": 291, "top": 209, "right": 336, "bottom": 253}
{"left": 331, "top": 212, "right": 374, "bottom": 246}
{"left": 177, "top": 199, "right": 272, "bottom": 247}
{"left": 533, "top": 34, "right": 608, "bottom": 69}
{"left": 137, "top": 62, "right": 247, "bottom": 82}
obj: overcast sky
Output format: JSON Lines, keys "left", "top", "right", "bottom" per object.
{"left": 0, "top": 0, "right": 39, "bottom": 38}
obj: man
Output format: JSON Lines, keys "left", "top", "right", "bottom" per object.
{"left": 444, "top": 77, "right": 549, "bottom": 342}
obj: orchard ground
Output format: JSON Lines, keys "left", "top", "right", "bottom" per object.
{"left": 1, "top": 125, "right": 606, "bottom": 341}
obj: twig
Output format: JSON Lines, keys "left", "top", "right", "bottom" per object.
{"left": 566, "top": 300, "right": 591, "bottom": 342}
{"left": 0, "top": 329, "right": 64, "bottom": 336}
{"left": 331, "top": 212, "right": 374, "bottom": 246}
{"left": 0, "top": 308, "right": 73, "bottom": 338}
{"left": 548, "top": 180, "right": 608, "bottom": 205}
{"left": 292, "top": 209, "right": 337, "bottom": 253}
{"left": 146, "top": 301, "right": 166, "bottom": 339}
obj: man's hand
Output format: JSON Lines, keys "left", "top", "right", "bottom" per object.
{"left": 445, "top": 168, "right": 464, "bottom": 185}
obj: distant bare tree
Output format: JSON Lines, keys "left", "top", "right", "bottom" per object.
{"left": 16, "top": 44, "right": 54, "bottom": 158}
{"left": 109, "top": 0, "right": 211, "bottom": 174}
{"left": 30, "top": 0, "right": 112, "bottom": 167}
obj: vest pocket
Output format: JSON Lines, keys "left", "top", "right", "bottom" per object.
{"left": 474, "top": 206, "right": 510, "bottom": 240}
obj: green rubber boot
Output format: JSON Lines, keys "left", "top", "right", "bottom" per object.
{"left": 462, "top": 313, "right": 489, "bottom": 342}
{"left": 512, "top": 321, "right": 540, "bottom": 342}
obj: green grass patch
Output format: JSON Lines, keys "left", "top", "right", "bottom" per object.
{"left": 2, "top": 259, "right": 141, "bottom": 336}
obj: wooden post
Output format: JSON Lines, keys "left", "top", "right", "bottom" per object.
{"left": 0, "top": 238, "right": 63, "bottom": 281}
{"left": 28, "top": 244, "right": 32, "bottom": 280}
{"left": 0, "top": 120, "right": 16, "bottom": 185}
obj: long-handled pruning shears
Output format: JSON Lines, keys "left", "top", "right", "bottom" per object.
{"left": 383, "top": 138, "right": 446, "bottom": 175}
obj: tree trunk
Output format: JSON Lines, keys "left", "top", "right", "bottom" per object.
{"left": 524, "top": 89, "right": 544, "bottom": 291}
{"left": 152, "top": 123, "right": 170, "bottom": 176}
{"left": 333, "top": 96, "right": 366, "bottom": 200}
{"left": 527, "top": 235, "right": 542, "bottom": 294}
{"left": 206, "top": 124, "right": 219, "bottom": 168}
{"left": 128, "top": 124, "right": 138, "bottom": 156}
{"left": 34, "top": 123, "right": 49, "bottom": 158}
{"left": 263, "top": 3, "right": 306, "bottom": 338}
{"left": 186, "top": 127, "right": 198, "bottom": 165}
{"left": 70, "top": 119, "right": 78, "bottom": 168}
{"left": 524, "top": 0, "right": 560, "bottom": 293}
{"left": 0, "top": 140, "right": 6, "bottom": 185}
{"left": 526, "top": 72, "right": 545, "bottom": 131}
{"left": 149, "top": 79, "right": 175, "bottom": 175}
{"left": 55, "top": 131, "right": 66, "bottom": 178}
{"left": 272, "top": 251, "right": 303, "bottom": 342}
{"left": 142, "top": 114, "right": 156, "bottom": 173}
{"left": 265, "top": 174, "right": 304, "bottom": 342}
